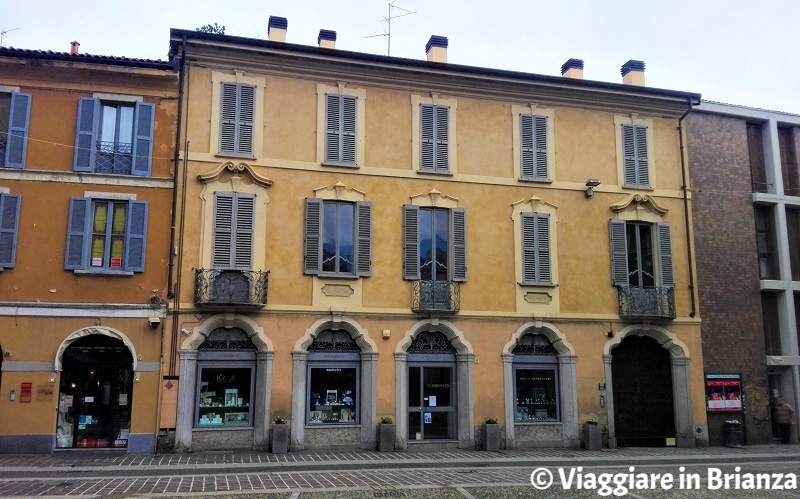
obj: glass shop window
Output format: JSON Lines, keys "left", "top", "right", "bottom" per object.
{"left": 196, "top": 366, "right": 254, "bottom": 428}
{"left": 307, "top": 365, "right": 359, "bottom": 425}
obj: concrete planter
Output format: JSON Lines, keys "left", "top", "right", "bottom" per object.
{"left": 378, "top": 423, "right": 395, "bottom": 452}
{"left": 581, "top": 423, "right": 602, "bottom": 451}
{"left": 483, "top": 423, "right": 500, "bottom": 451}
{"left": 272, "top": 423, "right": 289, "bottom": 454}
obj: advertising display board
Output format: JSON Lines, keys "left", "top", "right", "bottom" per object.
{"left": 705, "top": 373, "right": 742, "bottom": 412}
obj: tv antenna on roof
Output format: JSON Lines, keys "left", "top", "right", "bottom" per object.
{"left": 366, "top": 2, "right": 416, "bottom": 56}
{"left": 1, "top": 27, "right": 19, "bottom": 47}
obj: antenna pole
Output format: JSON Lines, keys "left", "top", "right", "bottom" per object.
{"left": 366, "top": 2, "right": 416, "bottom": 56}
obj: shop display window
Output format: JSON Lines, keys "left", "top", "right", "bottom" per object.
{"left": 307, "top": 365, "right": 359, "bottom": 425}
{"left": 513, "top": 366, "right": 559, "bottom": 422}
{"left": 195, "top": 365, "right": 254, "bottom": 428}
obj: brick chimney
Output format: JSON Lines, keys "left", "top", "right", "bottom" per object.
{"left": 425, "top": 35, "right": 448, "bottom": 63}
{"left": 268, "top": 16, "right": 288, "bottom": 42}
{"left": 70, "top": 41, "right": 80, "bottom": 55}
{"left": 318, "top": 29, "right": 336, "bottom": 49}
{"left": 621, "top": 60, "right": 645, "bottom": 86}
{"left": 561, "top": 58, "right": 584, "bottom": 79}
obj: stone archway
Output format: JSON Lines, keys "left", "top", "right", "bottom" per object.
{"left": 290, "top": 313, "right": 377, "bottom": 451}
{"left": 603, "top": 324, "right": 694, "bottom": 448}
{"left": 175, "top": 314, "right": 273, "bottom": 452}
{"left": 395, "top": 319, "right": 474, "bottom": 450}
{"left": 55, "top": 326, "right": 138, "bottom": 372}
{"left": 501, "top": 321, "right": 578, "bottom": 449}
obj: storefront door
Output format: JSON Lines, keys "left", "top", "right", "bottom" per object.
{"left": 408, "top": 364, "right": 455, "bottom": 440}
{"left": 57, "top": 335, "right": 133, "bottom": 449}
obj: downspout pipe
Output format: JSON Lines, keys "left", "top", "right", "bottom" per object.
{"left": 678, "top": 97, "right": 699, "bottom": 318}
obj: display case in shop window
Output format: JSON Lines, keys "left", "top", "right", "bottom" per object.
{"left": 195, "top": 365, "right": 254, "bottom": 428}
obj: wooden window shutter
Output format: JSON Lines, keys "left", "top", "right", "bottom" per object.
{"left": 124, "top": 200, "right": 148, "bottom": 272}
{"left": 622, "top": 124, "right": 637, "bottom": 186}
{"left": 73, "top": 98, "right": 98, "bottom": 172}
{"left": 304, "top": 198, "right": 323, "bottom": 275}
{"left": 219, "top": 82, "right": 238, "bottom": 154}
{"left": 451, "top": 207, "right": 467, "bottom": 282}
{"left": 420, "top": 104, "right": 435, "bottom": 171}
{"left": 234, "top": 194, "right": 254, "bottom": 270}
{"left": 635, "top": 125, "right": 649, "bottom": 186}
{"left": 0, "top": 194, "right": 21, "bottom": 268}
{"left": 355, "top": 201, "right": 372, "bottom": 276}
{"left": 521, "top": 212, "right": 536, "bottom": 283}
{"left": 534, "top": 115, "right": 548, "bottom": 179}
{"left": 325, "top": 94, "right": 341, "bottom": 163}
{"left": 212, "top": 193, "right": 234, "bottom": 268}
{"left": 402, "top": 205, "right": 420, "bottom": 280}
{"left": 434, "top": 105, "right": 449, "bottom": 172}
{"left": 5, "top": 93, "right": 31, "bottom": 169}
{"left": 237, "top": 84, "right": 255, "bottom": 155}
{"left": 609, "top": 219, "right": 629, "bottom": 286}
{"left": 64, "top": 197, "right": 90, "bottom": 270}
{"left": 536, "top": 213, "right": 551, "bottom": 284}
{"left": 341, "top": 95, "right": 357, "bottom": 164}
{"left": 657, "top": 222, "right": 674, "bottom": 287}
{"left": 520, "top": 115, "right": 535, "bottom": 178}
{"left": 131, "top": 102, "right": 154, "bottom": 176}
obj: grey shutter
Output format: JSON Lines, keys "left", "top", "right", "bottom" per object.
{"left": 536, "top": 213, "right": 551, "bottom": 283}
{"left": 64, "top": 197, "right": 90, "bottom": 270}
{"left": 304, "top": 198, "right": 322, "bottom": 274}
{"left": 521, "top": 212, "right": 536, "bottom": 283}
{"left": 212, "top": 193, "right": 234, "bottom": 268}
{"left": 451, "top": 207, "right": 467, "bottom": 282}
{"left": 124, "top": 200, "right": 148, "bottom": 272}
{"left": 434, "top": 105, "right": 449, "bottom": 172}
{"left": 73, "top": 98, "right": 98, "bottom": 172}
{"left": 609, "top": 219, "right": 628, "bottom": 286}
{"left": 635, "top": 125, "right": 649, "bottom": 187}
{"left": 355, "top": 201, "right": 372, "bottom": 276}
{"left": 5, "top": 93, "right": 31, "bottom": 169}
{"left": 657, "top": 222, "right": 674, "bottom": 287}
{"left": 234, "top": 194, "right": 254, "bottom": 269}
{"left": 219, "top": 82, "right": 237, "bottom": 154}
{"left": 131, "top": 101, "right": 154, "bottom": 176}
{"left": 534, "top": 115, "right": 548, "bottom": 179}
{"left": 0, "top": 194, "right": 21, "bottom": 268}
{"left": 402, "top": 205, "right": 420, "bottom": 280}
{"left": 325, "top": 94, "right": 341, "bottom": 163}
{"left": 238, "top": 84, "right": 255, "bottom": 155}
{"left": 622, "top": 124, "right": 637, "bottom": 186}
{"left": 420, "top": 104, "right": 434, "bottom": 171}
{"left": 520, "top": 115, "right": 534, "bottom": 178}
{"left": 342, "top": 95, "right": 356, "bottom": 164}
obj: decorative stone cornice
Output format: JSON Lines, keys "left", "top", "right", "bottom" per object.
{"left": 609, "top": 193, "right": 668, "bottom": 215}
{"left": 197, "top": 161, "right": 273, "bottom": 188}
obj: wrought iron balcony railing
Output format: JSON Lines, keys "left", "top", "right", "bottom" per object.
{"left": 194, "top": 269, "right": 269, "bottom": 307}
{"left": 412, "top": 280, "right": 460, "bottom": 314}
{"left": 95, "top": 141, "right": 133, "bottom": 174}
{"left": 0, "top": 134, "right": 7, "bottom": 168}
{"left": 617, "top": 286, "right": 675, "bottom": 321}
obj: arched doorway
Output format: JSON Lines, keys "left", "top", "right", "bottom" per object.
{"left": 56, "top": 335, "right": 134, "bottom": 449}
{"left": 611, "top": 335, "right": 675, "bottom": 447}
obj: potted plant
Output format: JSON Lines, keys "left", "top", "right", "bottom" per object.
{"left": 483, "top": 416, "right": 500, "bottom": 451}
{"left": 378, "top": 416, "right": 395, "bottom": 452}
{"left": 272, "top": 415, "right": 289, "bottom": 454}
{"left": 581, "top": 417, "right": 602, "bottom": 451}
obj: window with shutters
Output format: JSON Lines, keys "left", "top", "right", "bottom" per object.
{"left": 212, "top": 192, "right": 255, "bottom": 270}
{"left": 64, "top": 195, "right": 148, "bottom": 273}
{"left": 304, "top": 199, "right": 372, "bottom": 277}
{"left": 0, "top": 92, "right": 31, "bottom": 169}
{"left": 521, "top": 213, "right": 551, "bottom": 285}
{"left": 73, "top": 96, "right": 154, "bottom": 176}
{"left": 402, "top": 205, "right": 466, "bottom": 283}
{"left": 316, "top": 84, "right": 366, "bottom": 168}
{"left": 412, "top": 95, "right": 457, "bottom": 175}
{"left": 609, "top": 220, "right": 673, "bottom": 288}
{"left": 512, "top": 106, "right": 554, "bottom": 182}
{"left": 219, "top": 83, "right": 255, "bottom": 156}
{"left": 614, "top": 116, "right": 655, "bottom": 189}
{"left": 0, "top": 191, "right": 21, "bottom": 269}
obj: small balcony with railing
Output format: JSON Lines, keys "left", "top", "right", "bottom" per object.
{"left": 411, "top": 280, "right": 460, "bottom": 314}
{"left": 617, "top": 286, "right": 675, "bottom": 321}
{"left": 95, "top": 141, "right": 133, "bottom": 175}
{"left": 0, "top": 133, "right": 7, "bottom": 168}
{"left": 194, "top": 269, "right": 269, "bottom": 308}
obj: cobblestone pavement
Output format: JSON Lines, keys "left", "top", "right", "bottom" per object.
{"left": 1, "top": 445, "right": 799, "bottom": 497}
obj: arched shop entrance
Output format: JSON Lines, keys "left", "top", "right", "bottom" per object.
{"left": 56, "top": 335, "right": 134, "bottom": 449}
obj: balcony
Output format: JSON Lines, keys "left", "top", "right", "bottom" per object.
{"left": 194, "top": 269, "right": 269, "bottom": 308}
{"left": 618, "top": 286, "right": 675, "bottom": 321}
{"left": 95, "top": 141, "right": 132, "bottom": 174}
{"left": 412, "top": 280, "right": 459, "bottom": 314}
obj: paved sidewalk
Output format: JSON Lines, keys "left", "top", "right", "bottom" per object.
{"left": 1, "top": 443, "right": 799, "bottom": 472}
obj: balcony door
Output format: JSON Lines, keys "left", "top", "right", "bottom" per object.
{"left": 408, "top": 363, "right": 456, "bottom": 440}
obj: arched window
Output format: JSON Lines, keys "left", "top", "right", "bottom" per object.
{"left": 306, "top": 330, "right": 361, "bottom": 425}
{"left": 512, "top": 333, "right": 559, "bottom": 422}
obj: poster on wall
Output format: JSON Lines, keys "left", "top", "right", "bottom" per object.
{"left": 705, "top": 373, "right": 742, "bottom": 412}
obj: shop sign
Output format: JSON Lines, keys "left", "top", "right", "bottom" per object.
{"left": 705, "top": 373, "right": 742, "bottom": 412}
{"left": 118, "top": 394, "right": 128, "bottom": 406}
{"left": 36, "top": 385, "right": 54, "bottom": 401}
{"left": 20, "top": 382, "right": 32, "bottom": 403}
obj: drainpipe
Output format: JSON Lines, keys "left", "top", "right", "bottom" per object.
{"left": 677, "top": 97, "right": 699, "bottom": 318}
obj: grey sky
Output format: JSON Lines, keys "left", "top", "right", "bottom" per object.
{"left": 4, "top": 0, "right": 799, "bottom": 114}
